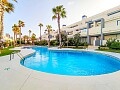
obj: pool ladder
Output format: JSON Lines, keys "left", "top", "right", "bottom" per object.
{"left": 10, "top": 51, "right": 25, "bottom": 61}
{"left": 16, "top": 52, "right": 25, "bottom": 60}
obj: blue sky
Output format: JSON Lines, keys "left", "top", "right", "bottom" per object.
{"left": 4, "top": 0, "right": 120, "bottom": 38}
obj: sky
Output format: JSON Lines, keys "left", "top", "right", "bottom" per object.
{"left": 4, "top": 0, "right": 120, "bottom": 38}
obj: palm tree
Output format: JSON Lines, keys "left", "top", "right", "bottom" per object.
{"left": 18, "top": 20, "right": 25, "bottom": 46}
{"left": 12, "top": 24, "right": 19, "bottom": 47}
{"left": 46, "top": 25, "right": 52, "bottom": 47}
{"left": 38, "top": 23, "right": 43, "bottom": 41}
{"left": 31, "top": 33, "right": 36, "bottom": 45}
{"left": 28, "top": 30, "right": 31, "bottom": 38}
{"left": 0, "top": 0, "right": 17, "bottom": 42}
{"left": 23, "top": 35, "right": 29, "bottom": 44}
{"left": 52, "top": 5, "right": 66, "bottom": 48}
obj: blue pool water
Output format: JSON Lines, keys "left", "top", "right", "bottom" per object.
{"left": 21, "top": 47, "right": 120, "bottom": 76}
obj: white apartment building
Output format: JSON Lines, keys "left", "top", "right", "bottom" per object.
{"left": 42, "top": 30, "right": 58, "bottom": 41}
{"left": 42, "top": 5, "right": 120, "bottom": 46}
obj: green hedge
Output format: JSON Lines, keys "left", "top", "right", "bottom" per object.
{"left": 99, "top": 39, "right": 120, "bottom": 50}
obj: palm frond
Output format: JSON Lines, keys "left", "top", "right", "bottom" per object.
{"left": 61, "top": 10, "right": 66, "bottom": 18}
{"left": 29, "top": 30, "right": 31, "bottom": 33}
{"left": 4, "top": 2, "right": 14, "bottom": 13}
{"left": 46, "top": 25, "right": 52, "bottom": 32}
{"left": 52, "top": 15, "right": 57, "bottom": 20}
{"left": 18, "top": 20, "right": 25, "bottom": 27}
{"left": 38, "top": 23, "right": 43, "bottom": 27}
{"left": 46, "top": 25, "right": 52, "bottom": 29}
{"left": 52, "top": 8, "right": 57, "bottom": 14}
{"left": 12, "top": 0, "right": 17, "bottom": 3}
{"left": 2, "top": 0, "right": 8, "bottom": 3}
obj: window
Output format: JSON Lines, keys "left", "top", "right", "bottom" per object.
{"left": 76, "top": 29, "right": 79, "bottom": 31}
{"left": 69, "top": 25, "right": 78, "bottom": 28}
{"left": 117, "top": 20, "right": 120, "bottom": 26}
{"left": 83, "top": 29, "right": 87, "bottom": 32}
{"left": 89, "top": 24, "right": 94, "bottom": 28}
{"left": 68, "top": 31, "right": 73, "bottom": 35}
{"left": 95, "top": 22, "right": 101, "bottom": 27}
{"left": 81, "top": 28, "right": 87, "bottom": 32}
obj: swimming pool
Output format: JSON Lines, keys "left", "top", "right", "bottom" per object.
{"left": 21, "top": 47, "right": 120, "bottom": 76}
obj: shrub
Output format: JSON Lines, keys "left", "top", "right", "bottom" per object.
{"left": 68, "top": 38, "right": 74, "bottom": 46}
{"left": 39, "top": 40, "right": 47, "bottom": 46}
{"left": 84, "top": 42, "right": 88, "bottom": 46}
{"left": 74, "top": 33, "right": 81, "bottom": 48}
{"left": 34, "top": 40, "right": 47, "bottom": 46}
{"left": 56, "top": 33, "right": 67, "bottom": 46}
{"left": 110, "top": 41, "right": 120, "bottom": 50}
{"left": 98, "top": 46, "right": 109, "bottom": 50}
{"left": 79, "top": 42, "right": 88, "bottom": 46}
{"left": 50, "top": 40, "right": 59, "bottom": 46}
{"left": 34, "top": 41, "right": 40, "bottom": 45}
{"left": 106, "top": 38, "right": 116, "bottom": 48}
{"left": 105, "top": 39, "right": 120, "bottom": 50}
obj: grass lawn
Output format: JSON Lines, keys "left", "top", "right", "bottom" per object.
{"left": 0, "top": 47, "right": 20, "bottom": 56}
{"left": 96, "top": 49, "right": 120, "bottom": 53}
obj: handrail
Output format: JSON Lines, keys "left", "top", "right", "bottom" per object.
{"left": 9, "top": 51, "right": 25, "bottom": 61}
{"left": 19, "top": 52, "right": 24, "bottom": 58}
{"left": 16, "top": 53, "right": 25, "bottom": 60}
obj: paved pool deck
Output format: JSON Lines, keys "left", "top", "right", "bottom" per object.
{"left": 0, "top": 47, "right": 120, "bottom": 90}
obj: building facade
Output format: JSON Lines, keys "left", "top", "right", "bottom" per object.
{"left": 42, "top": 30, "right": 58, "bottom": 41}
{"left": 42, "top": 5, "right": 120, "bottom": 46}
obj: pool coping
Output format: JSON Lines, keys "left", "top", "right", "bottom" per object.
{"left": 0, "top": 46, "right": 120, "bottom": 90}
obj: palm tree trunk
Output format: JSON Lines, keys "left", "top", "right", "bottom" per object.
{"left": 48, "top": 31, "right": 50, "bottom": 47}
{"left": 40, "top": 26, "right": 41, "bottom": 41}
{"left": 16, "top": 34, "right": 17, "bottom": 45}
{"left": 13, "top": 32, "right": 15, "bottom": 47}
{"left": 29, "top": 32, "right": 30, "bottom": 38}
{"left": 48, "top": 39, "right": 50, "bottom": 47}
{"left": 58, "top": 14, "right": 62, "bottom": 48}
{"left": 29, "top": 32, "right": 30, "bottom": 43}
{"left": 0, "top": 4, "right": 4, "bottom": 42}
{"left": 19, "top": 27, "right": 21, "bottom": 46}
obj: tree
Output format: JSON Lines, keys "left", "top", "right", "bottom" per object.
{"left": 0, "top": 0, "right": 17, "bottom": 41}
{"left": 28, "top": 30, "right": 31, "bottom": 37}
{"left": 38, "top": 23, "right": 43, "bottom": 41}
{"left": 31, "top": 33, "right": 36, "bottom": 45}
{"left": 23, "top": 35, "right": 29, "bottom": 44}
{"left": 12, "top": 24, "right": 19, "bottom": 47}
{"left": 68, "top": 38, "right": 74, "bottom": 46}
{"left": 52, "top": 5, "right": 66, "bottom": 48}
{"left": 46, "top": 25, "right": 52, "bottom": 47}
{"left": 56, "top": 32, "right": 67, "bottom": 46}
{"left": 28, "top": 30, "right": 31, "bottom": 41}
{"left": 74, "top": 33, "right": 81, "bottom": 48}
{"left": 18, "top": 20, "right": 25, "bottom": 46}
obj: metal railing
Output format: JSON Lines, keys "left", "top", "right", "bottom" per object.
{"left": 10, "top": 51, "right": 25, "bottom": 61}
{"left": 16, "top": 52, "right": 25, "bottom": 60}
